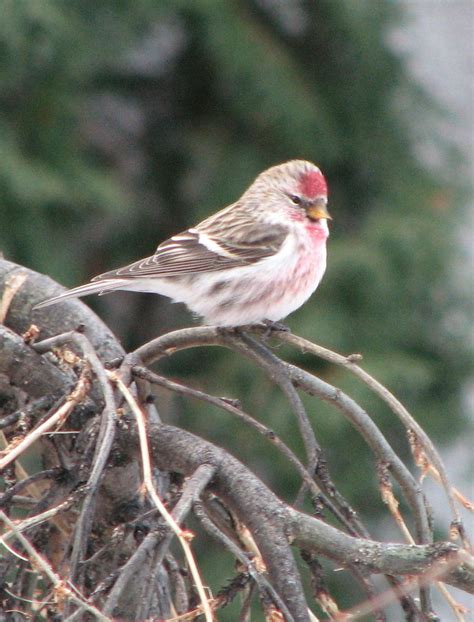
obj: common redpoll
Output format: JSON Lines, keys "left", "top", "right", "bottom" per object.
{"left": 35, "top": 160, "right": 331, "bottom": 326}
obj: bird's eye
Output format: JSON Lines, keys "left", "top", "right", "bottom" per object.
{"left": 290, "top": 195, "right": 302, "bottom": 205}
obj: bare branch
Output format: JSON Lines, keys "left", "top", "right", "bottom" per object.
{"left": 278, "top": 333, "right": 466, "bottom": 533}
{"left": 110, "top": 372, "right": 214, "bottom": 622}
{"left": 1, "top": 260, "right": 471, "bottom": 621}
{"left": 0, "top": 363, "right": 92, "bottom": 471}
{"left": 146, "top": 422, "right": 473, "bottom": 593}
{"left": 0, "top": 510, "right": 110, "bottom": 621}
{"left": 32, "top": 330, "right": 120, "bottom": 585}
{"left": 102, "top": 464, "right": 216, "bottom": 617}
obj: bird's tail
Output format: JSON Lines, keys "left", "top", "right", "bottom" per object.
{"left": 33, "top": 279, "right": 129, "bottom": 310}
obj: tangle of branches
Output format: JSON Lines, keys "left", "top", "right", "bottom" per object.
{"left": 0, "top": 258, "right": 472, "bottom": 622}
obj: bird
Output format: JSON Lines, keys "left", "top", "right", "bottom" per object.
{"left": 34, "top": 160, "right": 331, "bottom": 326}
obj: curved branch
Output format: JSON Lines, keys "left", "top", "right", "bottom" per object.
{"left": 132, "top": 327, "right": 431, "bottom": 543}
{"left": 132, "top": 365, "right": 362, "bottom": 537}
{"left": 286, "top": 362, "right": 432, "bottom": 545}
{"left": 145, "top": 422, "right": 312, "bottom": 622}
{"left": 0, "top": 258, "right": 124, "bottom": 363}
{"left": 33, "top": 331, "right": 120, "bottom": 586}
{"left": 144, "top": 422, "right": 473, "bottom": 594}
{"left": 279, "top": 332, "right": 463, "bottom": 529}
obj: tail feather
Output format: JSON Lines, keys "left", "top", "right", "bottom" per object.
{"left": 33, "top": 279, "right": 128, "bottom": 310}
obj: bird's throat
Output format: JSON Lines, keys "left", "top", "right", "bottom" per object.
{"left": 305, "top": 220, "right": 329, "bottom": 241}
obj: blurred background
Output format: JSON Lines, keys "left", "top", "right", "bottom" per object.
{"left": 1, "top": 0, "right": 472, "bottom": 617}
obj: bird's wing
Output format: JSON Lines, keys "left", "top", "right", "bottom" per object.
{"left": 91, "top": 218, "right": 287, "bottom": 282}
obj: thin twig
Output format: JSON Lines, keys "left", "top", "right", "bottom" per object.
{"left": 377, "top": 460, "right": 415, "bottom": 544}
{"left": 33, "top": 330, "right": 119, "bottom": 586}
{"left": 132, "top": 365, "right": 360, "bottom": 537}
{"left": 342, "top": 549, "right": 469, "bottom": 620}
{"left": 109, "top": 372, "right": 214, "bottom": 622}
{"left": 229, "top": 331, "right": 320, "bottom": 472}
{"left": 135, "top": 330, "right": 370, "bottom": 539}
{"left": 136, "top": 465, "right": 217, "bottom": 619}
{"left": 278, "top": 333, "right": 465, "bottom": 531}
{"left": 0, "top": 467, "right": 60, "bottom": 508}
{"left": 436, "top": 580, "right": 469, "bottom": 622}
{"left": 286, "top": 362, "right": 432, "bottom": 545}
{"left": 227, "top": 332, "right": 371, "bottom": 538}
{"left": 193, "top": 500, "right": 296, "bottom": 622}
{"left": 0, "top": 271, "right": 27, "bottom": 323}
{"left": 0, "top": 394, "right": 60, "bottom": 430}
{"left": 0, "top": 510, "right": 111, "bottom": 621}
{"left": 286, "top": 360, "right": 436, "bottom": 614}
{"left": 0, "top": 365, "right": 91, "bottom": 471}
{"left": 1, "top": 498, "right": 72, "bottom": 538}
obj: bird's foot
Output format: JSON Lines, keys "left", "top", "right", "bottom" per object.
{"left": 217, "top": 321, "right": 289, "bottom": 341}
{"left": 252, "top": 319, "right": 290, "bottom": 341}
{"left": 261, "top": 319, "right": 290, "bottom": 334}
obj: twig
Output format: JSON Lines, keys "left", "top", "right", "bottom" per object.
{"left": 0, "top": 534, "right": 29, "bottom": 562}
{"left": 227, "top": 332, "right": 371, "bottom": 539}
{"left": 0, "top": 467, "right": 60, "bottom": 508}
{"left": 300, "top": 549, "right": 341, "bottom": 620}
{"left": 377, "top": 460, "right": 415, "bottom": 544}
{"left": 436, "top": 580, "right": 469, "bottom": 622}
{"left": 0, "top": 394, "right": 59, "bottom": 430}
{"left": 342, "top": 549, "right": 470, "bottom": 620}
{"left": 229, "top": 331, "right": 320, "bottom": 473}
{"left": 34, "top": 330, "right": 120, "bottom": 587}
{"left": 95, "top": 530, "right": 160, "bottom": 613}
{"left": 132, "top": 365, "right": 360, "bottom": 537}
{"left": 109, "top": 372, "right": 214, "bottom": 622}
{"left": 165, "top": 554, "right": 189, "bottom": 615}
{"left": 287, "top": 360, "right": 435, "bottom": 613}
{"left": 134, "top": 330, "right": 370, "bottom": 540}
{"left": 0, "top": 364, "right": 91, "bottom": 471}
{"left": 136, "top": 465, "right": 218, "bottom": 619}
{"left": 286, "top": 362, "right": 432, "bottom": 545}
{"left": 103, "top": 464, "right": 216, "bottom": 617}
{"left": 0, "top": 510, "right": 111, "bottom": 621}
{"left": 0, "top": 271, "right": 27, "bottom": 323}
{"left": 278, "top": 333, "right": 465, "bottom": 532}
{"left": 0, "top": 498, "right": 73, "bottom": 538}
{"left": 193, "top": 500, "right": 296, "bottom": 622}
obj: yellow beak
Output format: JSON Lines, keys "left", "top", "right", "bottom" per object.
{"left": 306, "top": 198, "right": 332, "bottom": 221}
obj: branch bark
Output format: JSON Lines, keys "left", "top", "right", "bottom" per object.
{"left": 144, "top": 422, "right": 472, "bottom": 595}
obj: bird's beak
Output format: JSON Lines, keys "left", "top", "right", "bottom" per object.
{"left": 306, "top": 198, "right": 332, "bottom": 221}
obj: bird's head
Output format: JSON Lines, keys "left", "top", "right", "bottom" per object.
{"left": 250, "top": 160, "right": 331, "bottom": 227}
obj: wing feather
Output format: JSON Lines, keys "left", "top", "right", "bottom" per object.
{"left": 92, "top": 216, "right": 287, "bottom": 282}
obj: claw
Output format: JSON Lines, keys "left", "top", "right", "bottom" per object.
{"left": 262, "top": 319, "right": 290, "bottom": 333}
